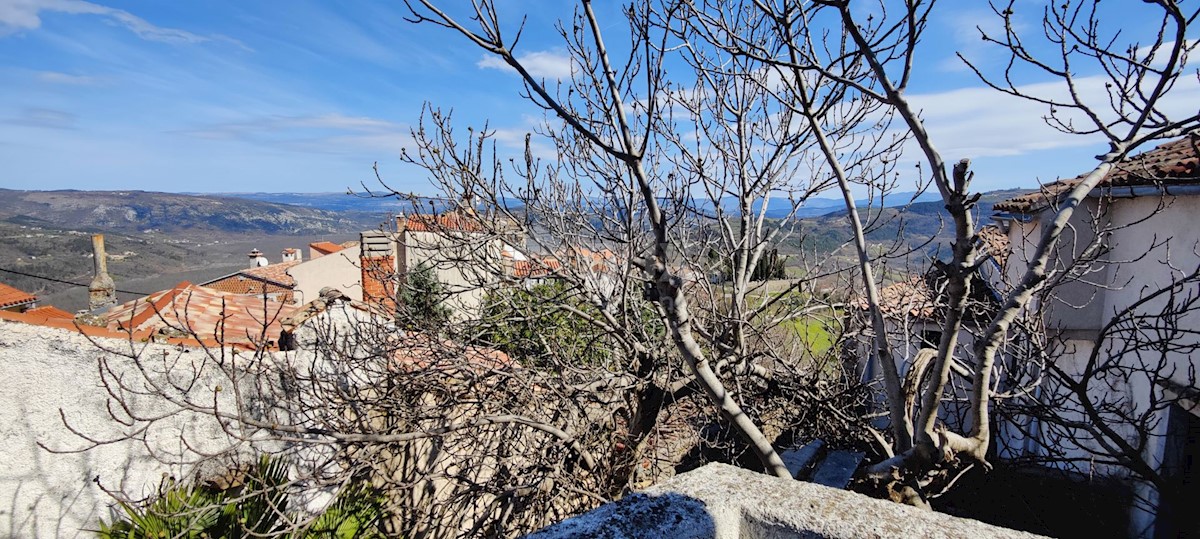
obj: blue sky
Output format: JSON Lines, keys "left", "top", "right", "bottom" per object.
{"left": 0, "top": 1, "right": 1193, "bottom": 195}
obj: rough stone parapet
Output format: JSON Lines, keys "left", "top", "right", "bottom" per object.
{"left": 528, "top": 463, "right": 1047, "bottom": 539}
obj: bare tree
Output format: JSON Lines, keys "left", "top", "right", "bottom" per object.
{"left": 673, "top": 0, "right": 1200, "bottom": 512}
{"left": 401, "top": 0, "right": 1200, "bottom": 515}
{"left": 395, "top": 0, "right": 911, "bottom": 481}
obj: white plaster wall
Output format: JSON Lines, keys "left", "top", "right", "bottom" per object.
{"left": 1005, "top": 199, "right": 1110, "bottom": 332}
{"left": 402, "top": 230, "right": 503, "bottom": 320}
{"left": 0, "top": 321, "right": 250, "bottom": 538}
{"left": 1021, "top": 196, "right": 1200, "bottom": 452}
{"left": 1103, "top": 196, "right": 1200, "bottom": 384}
{"left": 288, "top": 244, "right": 365, "bottom": 303}
{"left": 1003, "top": 194, "right": 1200, "bottom": 537}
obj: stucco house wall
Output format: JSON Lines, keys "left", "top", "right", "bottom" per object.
{"left": 288, "top": 243, "right": 366, "bottom": 304}
{"left": 1002, "top": 195, "right": 1200, "bottom": 436}
{"left": 401, "top": 229, "right": 504, "bottom": 320}
{"left": 998, "top": 189, "right": 1200, "bottom": 536}
{"left": 1005, "top": 197, "right": 1110, "bottom": 332}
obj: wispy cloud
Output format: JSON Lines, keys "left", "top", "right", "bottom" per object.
{"left": 0, "top": 0, "right": 245, "bottom": 48}
{"left": 4, "top": 107, "right": 76, "bottom": 129}
{"left": 936, "top": 7, "right": 1027, "bottom": 73}
{"left": 909, "top": 72, "right": 1200, "bottom": 161}
{"left": 180, "top": 113, "right": 413, "bottom": 155}
{"left": 477, "top": 49, "right": 573, "bottom": 80}
{"left": 35, "top": 70, "right": 99, "bottom": 85}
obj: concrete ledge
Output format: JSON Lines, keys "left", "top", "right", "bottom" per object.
{"left": 528, "top": 463, "right": 1046, "bottom": 539}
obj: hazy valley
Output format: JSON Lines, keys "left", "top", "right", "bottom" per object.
{"left": 0, "top": 187, "right": 1029, "bottom": 313}
{"left": 0, "top": 189, "right": 392, "bottom": 311}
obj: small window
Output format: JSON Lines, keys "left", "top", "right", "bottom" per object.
{"left": 920, "top": 330, "right": 942, "bottom": 349}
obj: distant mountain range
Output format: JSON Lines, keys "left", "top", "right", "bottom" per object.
{"left": 702, "top": 190, "right": 942, "bottom": 218}
{"left": 776, "top": 188, "right": 1030, "bottom": 257}
{"left": 210, "top": 191, "right": 418, "bottom": 215}
{"left": 0, "top": 189, "right": 384, "bottom": 236}
{"left": 217, "top": 190, "right": 943, "bottom": 219}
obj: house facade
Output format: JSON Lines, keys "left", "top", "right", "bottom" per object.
{"left": 202, "top": 241, "right": 370, "bottom": 306}
{"left": 992, "top": 135, "right": 1200, "bottom": 537}
{"left": 289, "top": 241, "right": 368, "bottom": 304}
{"left": 397, "top": 207, "right": 520, "bottom": 320}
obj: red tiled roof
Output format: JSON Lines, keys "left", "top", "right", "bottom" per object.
{"left": 977, "top": 225, "right": 1010, "bottom": 268}
{"left": 858, "top": 277, "right": 939, "bottom": 319}
{"left": 0, "top": 283, "right": 37, "bottom": 310}
{"left": 995, "top": 134, "right": 1200, "bottom": 214}
{"left": 0, "top": 309, "right": 246, "bottom": 350}
{"left": 511, "top": 258, "right": 563, "bottom": 279}
{"left": 242, "top": 261, "right": 299, "bottom": 287}
{"left": 24, "top": 305, "right": 73, "bottom": 321}
{"left": 106, "top": 282, "right": 299, "bottom": 349}
{"left": 309, "top": 241, "right": 346, "bottom": 255}
{"left": 401, "top": 211, "right": 485, "bottom": 233}
{"left": 202, "top": 261, "right": 300, "bottom": 303}
{"left": 554, "top": 247, "right": 619, "bottom": 272}
{"left": 203, "top": 278, "right": 295, "bottom": 302}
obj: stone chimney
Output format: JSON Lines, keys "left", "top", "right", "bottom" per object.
{"left": 360, "top": 230, "right": 395, "bottom": 311}
{"left": 281, "top": 248, "right": 301, "bottom": 263}
{"left": 88, "top": 234, "right": 117, "bottom": 311}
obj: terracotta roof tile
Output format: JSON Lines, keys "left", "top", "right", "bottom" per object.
{"left": 309, "top": 241, "right": 345, "bottom": 255}
{"left": 511, "top": 258, "right": 562, "bottom": 279}
{"left": 106, "top": 282, "right": 299, "bottom": 349}
{"left": 555, "top": 247, "right": 620, "bottom": 272}
{"left": 241, "top": 261, "right": 299, "bottom": 287}
{"left": 857, "top": 267, "right": 1002, "bottom": 323}
{"left": 995, "top": 134, "right": 1200, "bottom": 214}
{"left": 24, "top": 305, "right": 73, "bottom": 321}
{"left": 0, "top": 282, "right": 37, "bottom": 310}
{"left": 203, "top": 278, "right": 294, "bottom": 302}
{"left": 977, "top": 225, "right": 1010, "bottom": 268}
{"left": 401, "top": 212, "right": 485, "bottom": 233}
{"left": 202, "top": 261, "right": 300, "bottom": 303}
{"left": 860, "top": 277, "right": 939, "bottom": 319}
{"left": 0, "top": 298, "right": 275, "bottom": 350}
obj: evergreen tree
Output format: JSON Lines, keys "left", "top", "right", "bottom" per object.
{"left": 397, "top": 262, "right": 452, "bottom": 330}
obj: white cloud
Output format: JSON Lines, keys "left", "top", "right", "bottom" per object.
{"left": 935, "top": 6, "right": 1028, "bottom": 73}
{"left": 4, "top": 107, "right": 76, "bottom": 129}
{"left": 0, "top": 0, "right": 244, "bottom": 48}
{"left": 477, "top": 50, "right": 573, "bottom": 80}
{"left": 35, "top": 70, "right": 99, "bottom": 85}
{"left": 179, "top": 113, "right": 413, "bottom": 155}
{"left": 905, "top": 73, "right": 1200, "bottom": 161}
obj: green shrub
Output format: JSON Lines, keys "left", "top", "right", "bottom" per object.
{"left": 96, "top": 456, "right": 386, "bottom": 539}
{"left": 478, "top": 281, "right": 612, "bottom": 368}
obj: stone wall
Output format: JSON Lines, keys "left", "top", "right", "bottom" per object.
{"left": 530, "top": 463, "right": 1047, "bottom": 539}
{"left": 0, "top": 320, "right": 254, "bottom": 538}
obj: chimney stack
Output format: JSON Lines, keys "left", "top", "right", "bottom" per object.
{"left": 249, "top": 248, "right": 268, "bottom": 268}
{"left": 88, "top": 234, "right": 117, "bottom": 311}
{"left": 360, "top": 230, "right": 395, "bottom": 311}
